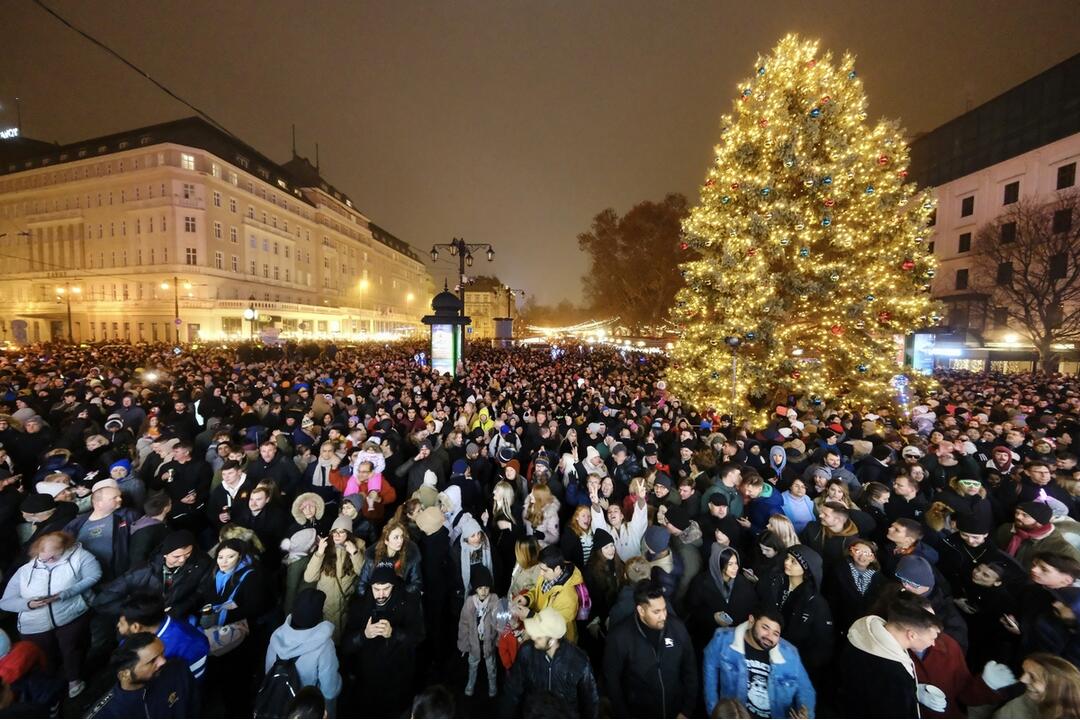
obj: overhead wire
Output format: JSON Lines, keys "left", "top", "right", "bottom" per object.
{"left": 29, "top": 0, "right": 237, "bottom": 139}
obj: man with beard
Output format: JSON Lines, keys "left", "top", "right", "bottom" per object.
{"left": 86, "top": 633, "right": 199, "bottom": 718}
{"left": 995, "top": 501, "right": 1080, "bottom": 569}
{"left": 702, "top": 606, "right": 815, "bottom": 717}
{"left": 604, "top": 580, "right": 697, "bottom": 719}
{"left": 341, "top": 565, "right": 425, "bottom": 718}
{"left": 501, "top": 607, "right": 599, "bottom": 718}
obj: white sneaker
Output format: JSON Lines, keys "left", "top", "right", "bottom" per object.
{"left": 68, "top": 680, "right": 85, "bottom": 698}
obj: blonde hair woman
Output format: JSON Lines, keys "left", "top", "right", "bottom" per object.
{"left": 767, "top": 514, "right": 801, "bottom": 549}
{"left": 523, "top": 482, "right": 560, "bottom": 547}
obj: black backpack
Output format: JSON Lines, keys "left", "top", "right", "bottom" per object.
{"left": 254, "top": 655, "right": 301, "bottom": 719}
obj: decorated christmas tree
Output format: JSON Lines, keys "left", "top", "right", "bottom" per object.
{"left": 669, "top": 34, "right": 938, "bottom": 423}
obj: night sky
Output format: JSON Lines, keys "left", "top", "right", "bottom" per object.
{"left": 3, "top": 0, "right": 1078, "bottom": 304}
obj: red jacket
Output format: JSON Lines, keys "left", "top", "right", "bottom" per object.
{"left": 0, "top": 641, "right": 46, "bottom": 685}
{"left": 911, "top": 632, "right": 1003, "bottom": 718}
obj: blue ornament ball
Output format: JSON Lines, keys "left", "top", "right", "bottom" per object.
{"left": 742, "top": 87, "right": 752, "bottom": 97}
{"left": 758, "top": 66, "right": 766, "bottom": 76}
{"left": 761, "top": 187, "right": 771, "bottom": 196}
{"left": 799, "top": 247, "right": 810, "bottom": 258}
{"left": 810, "top": 108, "right": 821, "bottom": 118}
{"left": 822, "top": 216, "right": 832, "bottom": 227}
{"left": 745, "top": 332, "right": 756, "bottom": 340}
{"left": 865, "top": 185, "right": 875, "bottom": 194}
{"left": 822, "top": 176, "right": 833, "bottom": 185}
{"left": 857, "top": 364, "right": 868, "bottom": 373}
{"left": 865, "top": 293, "right": 875, "bottom": 302}
{"left": 721, "top": 195, "right": 731, "bottom": 204}
{"left": 848, "top": 70, "right": 857, "bottom": 79}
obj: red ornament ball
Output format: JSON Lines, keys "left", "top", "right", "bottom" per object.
{"left": 731, "top": 182, "right": 740, "bottom": 190}
{"left": 878, "top": 311, "right": 892, "bottom": 323}
{"left": 820, "top": 95, "right": 831, "bottom": 105}
{"left": 824, "top": 198, "right": 835, "bottom": 208}
{"left": 877, "top": 154, "right": 890, "bottom": 165}
{"left": 830, "top": 324, "right": 844, "bottom": 336}
{"left": 791, "top": 371, "right": 801, "bottom": 379}
{"left": 807, "top": 60, "right": 816, "bottom": 68}
{"left": 758, "top": 117, "right": 768, "bottom": 128}
{"left": 747, "top": 248, "right": 757, "bottom": 256}
{"left": 679, "top": 242, "right": 689, "bottom": 251}
{"left": 704, "top": 179, "right": 716, "bottom": 187}
{"left": 898, "top": 169, "right": 909, "bottom": 178}
{"left": 901, "top": 259, "right": 916, "bottom": 271}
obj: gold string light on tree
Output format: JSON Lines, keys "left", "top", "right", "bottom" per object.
{"left": 669, "top": 34, "right": 940, "bottom": 425}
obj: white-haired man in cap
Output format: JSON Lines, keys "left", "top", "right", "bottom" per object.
{"left": 501, "top": 607, "right": 598, "bottom": 718}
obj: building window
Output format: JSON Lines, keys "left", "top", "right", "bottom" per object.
{"left": 927, "top": 209, "right": 937, "bottom": 227}
{"left": 214, "top": 251, "right": 223, "bottom": 270}
{"left": 285, "top": 247, "right": 290, "bottom": 259}
{"left": 263, "top": 239, "right": 269, "bottom": 252}
{"left": 997, "top": 261, "right": 1013, "bottom": 285}
{"left": 247, "top": 206, "right": 254, "bottom": 219}
{"left": 1053, "top": 209, "right": 1073, "bottom": 234}
{"left": 185, "top": 248, "right": 197, "bottom": 265}
{"left": 180, "top": 153, "right": 195, "bottom": 171}
{"left": 213, "top": 191, "right": 221, "bottom": 208}
{"left": 182, "top": 183, "right": 195, "bottom": 199}
{"left": 211, "top": 163, "right": 221, "bottom": 178}
{"left": 184, "top": 216, "right": 196, "bottom": 232}
{"left": 273, "top": 242, "right": 279, "bottom": 255}
{"left": 999, "top": 181, "right": 1019, "bottom": 205}
{"left": 1050, "top": 253, "right": 1068, "bottom": 280}
{"left": 955, "top": 268, "right": 969, "bottom": 290}
{"left": 249, "top": 260, "right": 256, "bottom": 275}
{"left": 285, "top": 268, "right": 291, "bottom": 282}
{"left": 249, "top": 236, "right": 256, "bottom": 248}
{"left": 1058, "top": 162, "right": 1077, "bottom": 190}
{"left": 958, "top": 232, "right": 971, "bottom": 253}
{"left": 960, "top": 196, "right": 974, "bottom": 217}
{"left": 213, "top": 221, "right": 222, "bottom": 239}
{"left": 263, "top": 264, "right": 269, "bottom": 278}
{"left": 229, "top": 198, "right": 237, "bottom": 213}
{"left": 231, "top": 255, "right": 239, "bottom": 272}
{"left": 1000, "top": 221, "right": 1016, "bottom": 243}
{"left": 927, "top": 241, "right": 935, "bottom": 255}
{"left": 274, "top": 266, "right": 280, "bottom": 280}
{"left": 136, "top": 248, "right": 142, "bottom": 265}
{"left": 150, "top": 248, "right": 155, "bottom": 264}
{"left": 230, "top": 227, "right": 238, "bottom": 243}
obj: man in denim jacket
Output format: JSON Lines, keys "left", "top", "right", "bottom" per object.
{"left": 702, "top": 607, "right": 815, "bottom": 718}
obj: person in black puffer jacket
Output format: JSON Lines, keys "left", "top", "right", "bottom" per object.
{"left": 757, "top": 545, "right": 835, "bottom": 672}
{"left": 92, "top": 530, "right": 213, "bottom": 620}
{"left": 604, "top": 580, "right": 698, "bottom": 719}
{"left": 501, "top": 607, "right": 599, "bottom": 718}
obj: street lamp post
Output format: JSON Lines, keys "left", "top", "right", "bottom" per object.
{"left": 56, "top": 284, "right": 81, "bottom": 342}
{"left": 504, "top": 286, "right": 525, "bottom": 340}
{"left": 243, "top": 296, "right": 257, "bottom": 339}
{"left": 430, "top": 238, "right": 494, "bottom": 360}
{"left": 159, "top": 276, "right": 192, "bottom": 344}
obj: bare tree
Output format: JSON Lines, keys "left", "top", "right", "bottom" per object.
{"left": 972, "top": 190, "right": 1080, "bottom": 371}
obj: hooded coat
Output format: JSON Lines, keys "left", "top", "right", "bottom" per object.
{"left": 453, "top": 515, "right": 495, "bottom": 601}
{"left": 685, "top": 545, "right": 758, "bottom": 651}
{"left": 526, "top": 563, "right": 585, "bottom": 644}
{"left": 757, "top": 546, "right": 835, "bottom": 670}
{"left": 265, "top": 618, "right": 342, "bottom": 700}
{"left": 302, "top": 541, "right": 365, "bottom": 639}
{"left": 836, "top": 615, "right": 919, "bottom": 718}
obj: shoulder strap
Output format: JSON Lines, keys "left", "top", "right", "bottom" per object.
{"left": 85, "top": 689, "right": 115, "bottom": 719}
{"left": 222, "top": 568, "right": 253, "bottom": 606}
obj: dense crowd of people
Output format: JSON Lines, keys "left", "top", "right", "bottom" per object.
{"left": 0, "top": 340, "right": 1079, "bottom": 718}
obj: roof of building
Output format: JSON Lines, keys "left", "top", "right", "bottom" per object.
{"left": 0, "top": 116, "right": 421, "bottom": 262}
{"left": 909, "top": 52, "right": 1080, "bottom": 188}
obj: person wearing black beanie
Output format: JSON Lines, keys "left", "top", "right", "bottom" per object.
{"left": 457, "top": 564, "right": 499, "bottom": 697}
{"left": 266, "top": 588, "right": 341, "bottom": 706}
{"left": 995, "top": 501, "right": 1080, "bottom": 570}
